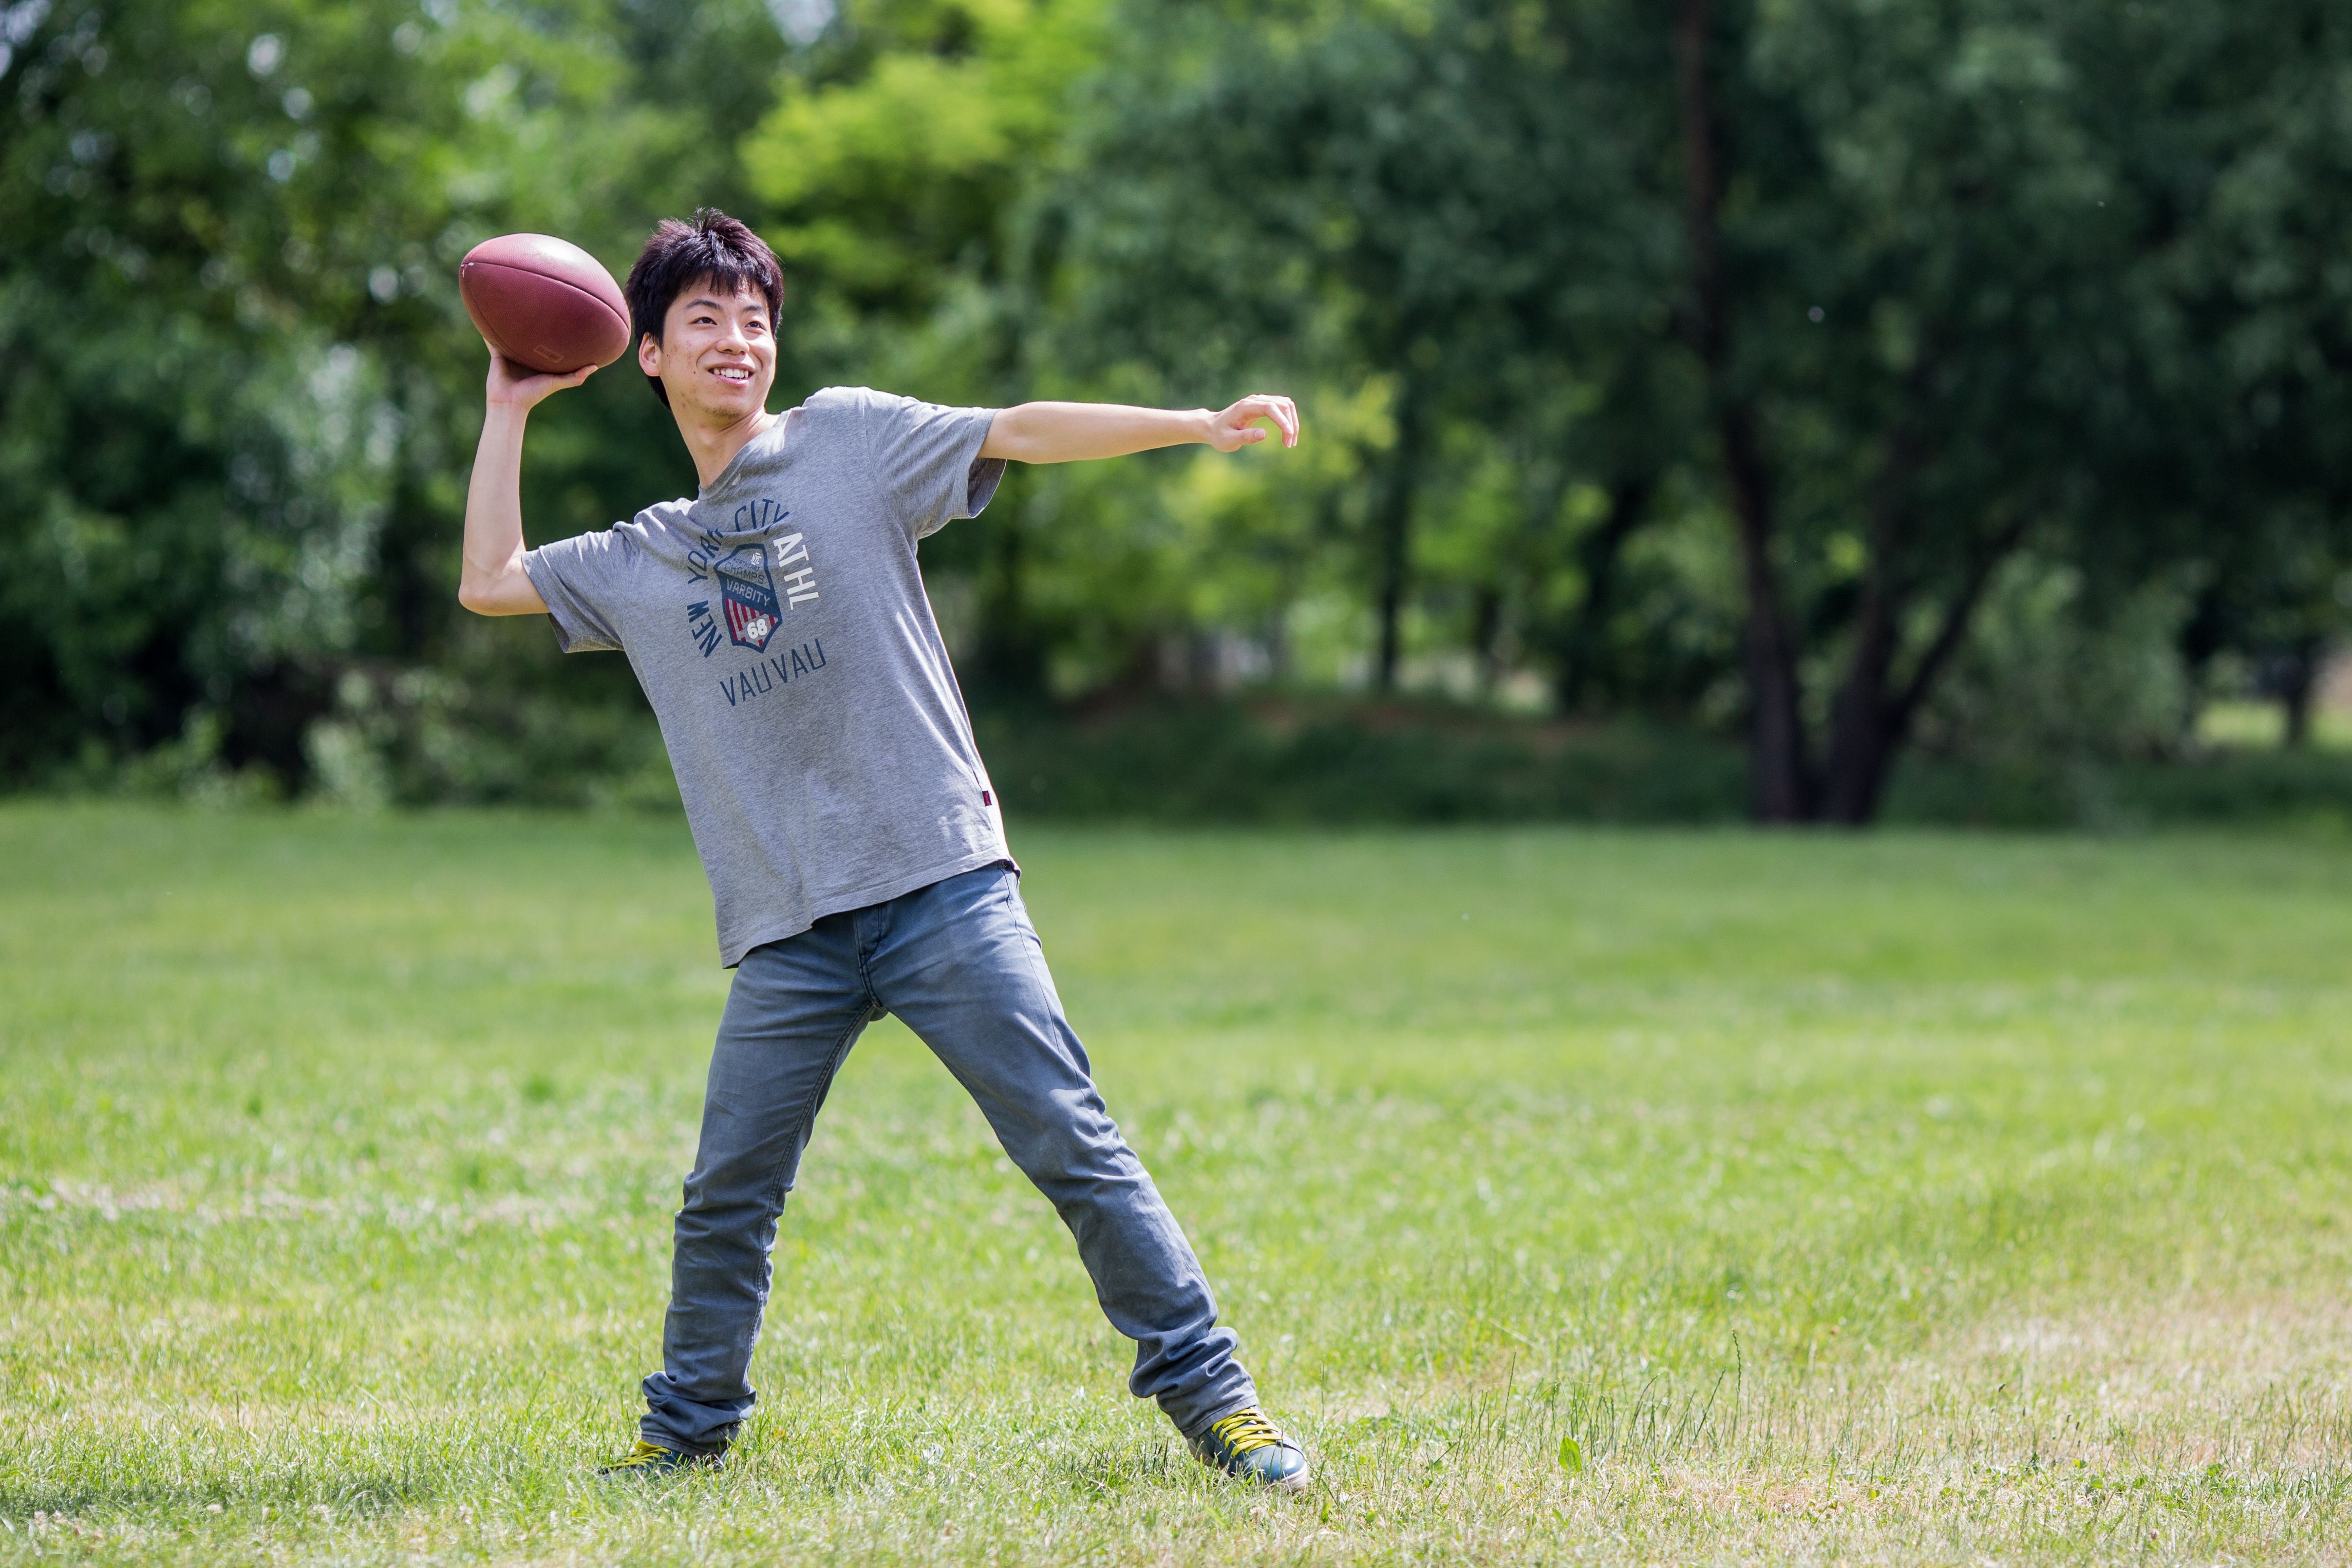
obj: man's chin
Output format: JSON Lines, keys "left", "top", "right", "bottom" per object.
{"left": 674, "top": 387, "right": 769, "bottom": 424}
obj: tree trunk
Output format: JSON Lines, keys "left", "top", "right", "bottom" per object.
{"left": 1821, "top": 514, "right": 2029, "bottom": 823}
{"left": 1820, "top": 401, "right": 1929, "bottom": 824}
{"left": 1470, "top": 582, "right": 1503, "bottom": 696}
{"left": 2279, "top": 639, "right": 2320, "bottom": 749}
{"left": 1553, "top": 477, "right": 1650, "bottom": 712}
{"left": 1819, "top": 582, "right": 1905, "bottom": 825}
{"left": 1676, "top": 0, "right": 1810, "bottom": 820}
{"left": 1372, "top": 385, "right": 1426, "bottom": 693}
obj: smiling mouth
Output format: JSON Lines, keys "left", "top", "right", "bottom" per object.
{"left": 710, "top": 365, "right": 752, "bottom": 384}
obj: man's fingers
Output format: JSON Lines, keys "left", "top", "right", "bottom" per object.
{"left": 487, "top": 355, "right": 595, "bottom": 412}
{"left": 1224, "top": 394, "right": 1301, "bottom": 449}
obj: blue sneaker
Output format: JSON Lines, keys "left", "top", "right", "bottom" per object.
{"left": 1189, "top": 1408, "right": 1309, "bottom": 1491}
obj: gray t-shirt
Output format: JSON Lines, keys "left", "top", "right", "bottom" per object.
{"left": 523, "top": 386, "right": 1011, "bottom": 966}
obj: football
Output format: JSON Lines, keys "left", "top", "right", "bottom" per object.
{"left": 457, "top": 233, "right": 631, "bottom": 374}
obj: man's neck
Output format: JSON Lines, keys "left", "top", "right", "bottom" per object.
{"left": 677, "top": 406, "right": 780, "bottom": 491}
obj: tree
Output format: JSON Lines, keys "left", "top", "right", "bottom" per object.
{"left": 2156, "top": 0, "right": 2352, "bottom": 747}
{"left": 0, "top": 0, "right": 785, "bottom": 790}
{"left": 1063, "top": 0, "right": 2352, "bottom": 818}
{"left": 1056, "top": 1, "right": 1660, "bottom": 693}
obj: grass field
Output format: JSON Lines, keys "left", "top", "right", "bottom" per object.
{"left": 4, "top": 805, "right": 2350, "bottom": 1564}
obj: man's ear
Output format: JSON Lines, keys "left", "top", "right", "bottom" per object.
{"left": 637, "top": 331, "right": 662, "bottom": 379}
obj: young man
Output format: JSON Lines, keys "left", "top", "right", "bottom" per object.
{"left": 458, "top": 210, "right": 1307, "bottom": 1489}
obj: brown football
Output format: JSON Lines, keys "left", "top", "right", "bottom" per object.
{"left": 457, "top": 233, "right": 631, "bottom": 374}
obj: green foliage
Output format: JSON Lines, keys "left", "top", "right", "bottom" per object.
{"left": 743, "top": 0, "right": 1103, "bottom": 321}
{"left": 3, "top": 0, "right": 2348, "bottom": 813}
{"left": 976, "top": 699, "right": 1749, "bottom": 823}
{"left": 1047, "top": 0, "right": 2352, "bottom": 814}
{"left": 1885, "top": 747, "right": 2352, "bottom": 832}
{"left": 0, "top": 0, "right": 779, "bottom": 788}
{"left": 966, "top": 694, "right": 2352, "bottom": 830}
{"left": 1914, "top": 558, "right": 2196, "bottom": 770}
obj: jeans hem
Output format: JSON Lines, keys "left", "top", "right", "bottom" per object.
{"left": 638, "top": 1420, "right": 733, "bottom": 1459}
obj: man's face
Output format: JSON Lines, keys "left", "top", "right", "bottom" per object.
{"left": 639, "top": 278, "right": 777, "bottom": 424}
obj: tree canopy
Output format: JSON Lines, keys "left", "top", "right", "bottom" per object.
{"left": 2, "top": 0, "right": 2345, "bottom": 815}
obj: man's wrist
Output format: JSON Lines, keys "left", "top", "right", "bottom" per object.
{"left": 1187, "top": 408, "right": 1216, "bottom": 445}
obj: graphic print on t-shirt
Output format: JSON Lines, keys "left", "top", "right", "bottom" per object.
{"left": 714, "top": 544, "right": 781, "bottom": 650}
{"left": 683, "top": 499, "right": 821, "bottom": 660}
{"left": 678, "top": 497, "right": 831, "bottom": 710}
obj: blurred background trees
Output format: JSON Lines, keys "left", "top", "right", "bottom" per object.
{"left": 3, "top": 0, "right": 2348, "bottom": 821}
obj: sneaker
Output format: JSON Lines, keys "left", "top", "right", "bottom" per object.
{"left": 596, "top": 1439, "right": 724, "bottom": 1477}
{"left": 1189, "top": 1408, "right": 1309, "bottom": 1491}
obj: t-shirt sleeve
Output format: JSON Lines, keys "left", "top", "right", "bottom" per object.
{"left": 860, "top": 390, "right": 1007, "bottom": 540}
{"left": 521, "top": 527, "right": 636, "bottom": 653}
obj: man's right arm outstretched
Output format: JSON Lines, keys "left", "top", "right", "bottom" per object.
{"left": 457, "top": 352, "right": 594, "bottom": 617}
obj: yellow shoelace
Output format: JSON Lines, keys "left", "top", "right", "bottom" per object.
{"left": 611, "top": 1441, "right": 675, "bottom": 1468}
{"left": 1207, "top": 1409, "right": 1283, "bottom": 1456}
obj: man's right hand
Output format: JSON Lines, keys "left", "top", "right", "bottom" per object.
{"left": 485, "top": 345, "right": 596, "bottom": 412}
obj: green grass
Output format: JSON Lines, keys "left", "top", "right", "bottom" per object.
{"left": 3, "top": 804, "right": 2350, "bottom": 1564}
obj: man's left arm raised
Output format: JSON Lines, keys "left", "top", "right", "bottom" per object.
{"left": 978, "top": 396, "right": 1301, "bottom": 465}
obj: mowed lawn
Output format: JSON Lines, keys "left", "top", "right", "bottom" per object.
{"left": 3, "top": 806, "right": 2350, "bottom": 1565}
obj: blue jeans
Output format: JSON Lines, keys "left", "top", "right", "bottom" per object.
{"left": 640, "top": 863, "right": 1257, "bottom": 1453}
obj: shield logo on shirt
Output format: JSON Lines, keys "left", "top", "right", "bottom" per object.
{"left": 714, "top": 544, "right": 783, "bottom": 652}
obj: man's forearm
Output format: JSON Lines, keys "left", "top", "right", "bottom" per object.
{"left": 458, "top": 406, "right": 546, "bottom": 615}
{"left": 981, "top": 394, "right": 1299, "bottom": 463}
{"left": 979, "top": 403, "right": 1214, "bottom": 465}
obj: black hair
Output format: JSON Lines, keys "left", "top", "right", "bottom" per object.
{"left": 622, "top": 209, "right": 785, "bottom": 406}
